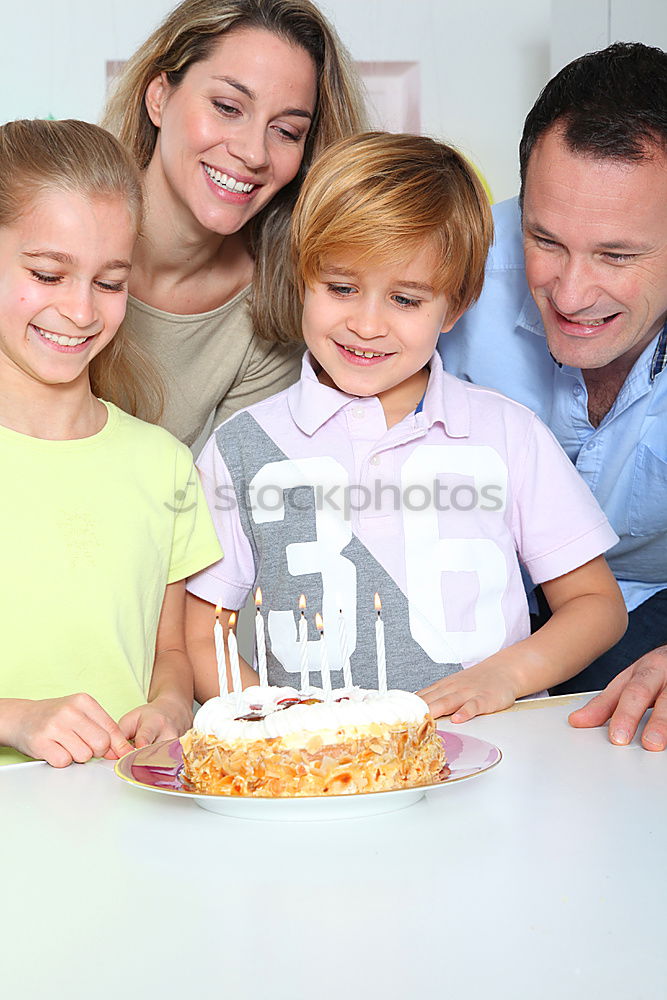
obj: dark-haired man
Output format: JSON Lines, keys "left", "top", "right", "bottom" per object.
{"left": 440, "top": 42, "right": 667, "bottom": 751}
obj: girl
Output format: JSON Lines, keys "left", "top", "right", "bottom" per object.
{"left": 102, "top": 0, "right": 367, "bottom": 445}
{"left": 0, "top": 119, "right": 221, "bottom": 767}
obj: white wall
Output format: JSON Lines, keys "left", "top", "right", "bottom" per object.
{"left": 1, "top": 0, "right": 551, "bottom": 202}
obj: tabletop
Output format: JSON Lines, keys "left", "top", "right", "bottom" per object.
{"left": 2, "top": 693, "right": 665, "bottom": 1000}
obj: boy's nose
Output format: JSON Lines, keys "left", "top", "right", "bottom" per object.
{"left": 346, "top": 301, "right": 389, "bottom": 339}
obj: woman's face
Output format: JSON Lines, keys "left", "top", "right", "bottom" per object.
{"left": 145, "top": 26, "right": 318, "bottom": 237}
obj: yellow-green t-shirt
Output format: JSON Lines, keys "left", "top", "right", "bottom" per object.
{"left": 0, "top": 402, "right": 222, "bottom": 765}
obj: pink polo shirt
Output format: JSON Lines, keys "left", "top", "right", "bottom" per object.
{"left": 188, "top": 352, "right": 618, "bottom": 691}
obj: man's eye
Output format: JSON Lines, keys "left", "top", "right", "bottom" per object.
{"left": 603, "top": 252, "right": 635, "bottom": 263}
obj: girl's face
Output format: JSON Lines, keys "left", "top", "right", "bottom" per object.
{"left": 144, "top": 26, "right": 318, "bottom": 237}
{"left": 0, "top": 188, "right": 135, "bottom": 392}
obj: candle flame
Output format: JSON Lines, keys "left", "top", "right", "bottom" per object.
{"left": 299, "top": 594, "right": 306, "bottom": 611}
{"left": 255, "top": 587, "right": 262, "bottom": 608}
{"left": 215, "top": 604, "right": 222, "bottom": 622}
{"left": 315, "top": 612, "right": 324, "bottom": 631}
{"left": 228, "top": 612, "right": 237, "bottom": 629}
{"left": 374, "top": 592, "right": 382, "bottom": 613}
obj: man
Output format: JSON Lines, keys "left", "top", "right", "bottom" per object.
{"left": 440, "top": 42, "right": 667, "bottom": 751}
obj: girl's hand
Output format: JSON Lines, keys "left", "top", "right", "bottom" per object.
{"left": 418, "top": 657, "right": 522, "bottom": 723}
{"left": 3, "top": 694, "right": 133, "bottom": 767}
{"left": 118, "top": 694, "right": 193, "bottom": 749}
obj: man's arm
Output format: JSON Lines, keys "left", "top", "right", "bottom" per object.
{"left": 569, "top": 646, "right": 667, "bottom": 750}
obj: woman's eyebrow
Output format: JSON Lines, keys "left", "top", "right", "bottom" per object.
{"left": 211, "top": 75, "right": 313, "bottom": 119}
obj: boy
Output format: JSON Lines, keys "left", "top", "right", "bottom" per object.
{"left": 186, "top": 132, "right": 626, "bottom": 722}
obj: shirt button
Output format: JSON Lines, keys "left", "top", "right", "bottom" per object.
{"left": 573, "top": 384, "right": 583, "bottom": 397}
{"left": 370, "top": 455, "right": 381, "bottom": 466}
{"left": 352, "top": 406, "right": 364, "bottom": 419}
{"left": 586, "top": 439, "right": 596, "bottom": 450}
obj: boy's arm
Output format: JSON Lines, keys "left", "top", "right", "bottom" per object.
{"left": 118, "top": 580, "right": 195, "bottom": 747}
{"left": 185, "top": 592, "right": 258, "bottom": 705}
{"left": 0, "top": 695, "right": 133, "bottom": 768}
{"left": 419, "top": 555, "right": 627, "bottom": 721}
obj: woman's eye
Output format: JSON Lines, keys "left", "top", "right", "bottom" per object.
{"left": 30, "top": 270, "right": 60, "bottom": 284}
{"left": 271, "top": 124, "right": 301, "bottom": 143}
{"left": 212, "top": 99, "right": 241, "bottom": 116}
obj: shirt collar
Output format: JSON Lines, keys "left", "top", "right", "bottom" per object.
{"left": 288, "top": 350, "right": 471, "bottom": 438}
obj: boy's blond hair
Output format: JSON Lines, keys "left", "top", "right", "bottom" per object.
{"left": 291, "top": 132, "right": 493, "bottom": 322}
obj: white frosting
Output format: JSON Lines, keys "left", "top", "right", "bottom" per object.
{"left": 192, "top": 686, "right": 429, "bottom": 745}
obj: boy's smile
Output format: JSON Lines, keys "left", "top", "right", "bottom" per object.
{"left": 302, "top": 248, "right": 456, "bottom": 425}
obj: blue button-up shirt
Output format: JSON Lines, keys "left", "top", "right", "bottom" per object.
{"left": 439, "top": 197, "right": 667, "bottom": 612}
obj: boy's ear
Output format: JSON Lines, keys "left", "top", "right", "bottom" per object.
{"left": 440, "top": 307, "right": 465, "bottom": 335}
{"left": 145, "top": 73, "right": 169, "bottom": 128}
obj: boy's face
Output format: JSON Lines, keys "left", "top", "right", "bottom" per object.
{"left": 302, "top": 248, "right": 455, "bottom": 412}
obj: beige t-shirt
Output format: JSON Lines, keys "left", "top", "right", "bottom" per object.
{"left": 122, "top": 286, "right": 303, "bottom": 447}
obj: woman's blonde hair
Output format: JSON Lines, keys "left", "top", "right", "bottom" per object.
{"left": 0, "top": 118, "right": 163, "bottom": 420}
{"left": 291, "top": 132, "right": 494, "bottom": 324}
{"left": 102, "top": 0, "right": 367, "bottom": 344}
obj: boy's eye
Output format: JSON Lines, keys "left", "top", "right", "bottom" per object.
{"left": 326, "top": 282, "right": 356, "bottom": 297}
{"left": 30, "top": 270, "right": 60, "bottom": 284}
{"left": 392, "top": 293, "right": 420, "bottom": 308}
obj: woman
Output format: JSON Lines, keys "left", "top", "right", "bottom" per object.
{"left": 102, "top": 0, "right": 366, "bottom": 446}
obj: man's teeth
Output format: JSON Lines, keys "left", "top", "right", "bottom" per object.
{"left": 344, "top": 346, "right": 387, "bottom": 358}
{"left": 38, "top": 328, "right": 89, "bottom": 346}
{"left": 203, "top": 164, "right": 255, "bottom": 193}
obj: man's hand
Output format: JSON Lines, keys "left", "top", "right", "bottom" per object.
{"left": 569, "top": 645, "right": 667, "bottom": 750}
{"left": 4, "top": 694, "right": 133, "bottom": 767}
{"left": 118, "top": 694, "right": 193, "bottom": 749}
{"left": 418, "top": 657, "right": 521, "bottom": 722}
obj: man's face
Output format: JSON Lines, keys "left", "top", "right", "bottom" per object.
{"left": 522, "top": 127, "right": 667, "bottom": 372}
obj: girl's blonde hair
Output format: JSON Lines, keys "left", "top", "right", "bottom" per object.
{"left": 0, "top": 118, "right": 163, "bottom": 420}
{"left": 102, "top": 0, "right": 367, "bottom": 344}
{"left": 291, "top": 132, "right": 494, "bottom": 324}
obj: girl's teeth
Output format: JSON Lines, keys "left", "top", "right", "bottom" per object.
{"left": 204, "top": 164, "right": 255, "bottom": 193}
{"left": 38, "top": 328, "right": 89, "bottom": 346}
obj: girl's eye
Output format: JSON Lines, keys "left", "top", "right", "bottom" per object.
{"left": 393, "top": 294, "right": 420, "bottom": 308}
{"left": 30, "top": 270, "right": 60, "bottom": 284}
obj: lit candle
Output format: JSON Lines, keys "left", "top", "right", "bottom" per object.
{"left": 214, "top": 605, "right": 228, "bottom": 696}
{"left": 254, "top": 588, "right": 268, "bottom": 687}
{"left": 374, "top": 593, "right": 387, "bottom": 693}
{"left": 227, "top": 612, "right": 243, "bottom": 707}
{"left": 315, "top": 613, "right": 332, "bottom": 699}
{"left": 298, "top": 594, "right": 309, "bottom": 693}
{"left": 337, "top": 600, "right": 353, "bottom": 690}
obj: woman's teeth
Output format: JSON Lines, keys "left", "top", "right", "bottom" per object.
{"left": 37, "top": 328, "right": 89, "bottom": 346}
{"left": 344, "top": 346, "right": 388, "bottom": 358}
{"left": 203, "top": 164, "right": 255, "bottom": 193}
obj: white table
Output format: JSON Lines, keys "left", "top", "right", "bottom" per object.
{"left": 2, "top": 694, "right": 665, "bottom": 999}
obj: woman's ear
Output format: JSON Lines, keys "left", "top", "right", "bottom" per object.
{"left": 144, "top": 73, "right": 169, "bottom": 128}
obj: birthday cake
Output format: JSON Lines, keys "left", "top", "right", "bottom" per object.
{"left": 180, "top": 686, "right": 446, "bottom": 797}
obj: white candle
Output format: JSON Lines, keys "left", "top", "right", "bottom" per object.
{"left": 214, "top": 605, "right": 228, "bottom": 696}
{"left": 337, "top": 602, "right": 353, "bottom": 689}
{"left": 374, "top": 593, "right": 387, "bottom": 693}
{"left": 298, "top": 594, "right": 309, "bottom": 693}
{"left": 315, "top": 613, "right": 332, "bottom": 699}
{"left": 254, "top": 588, "right": 268, "bottom": 687}
{"left": 227, "top": 612, "right": 243, "bottom": 707}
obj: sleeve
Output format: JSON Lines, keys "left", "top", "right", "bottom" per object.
{"left": 185, "top": 432, "right": 256, "bottom": 610}
{"left": 511, "top": 413, "right": 619, "bottom": 584}
{"left": 211, "top": 338, "right": 303, "bottom": 428}
{"left": 167, "top": 442, "right": 223, "bottom": 584}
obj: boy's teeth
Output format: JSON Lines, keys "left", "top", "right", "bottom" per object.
{"left": 38, "top": 328, "right": 89, "bottom": 346}
{"left": 203, "top": 164, "right": 255, "bottom": 193}
{"left": 346, "top": 346, "right": 386, "bottom": 358}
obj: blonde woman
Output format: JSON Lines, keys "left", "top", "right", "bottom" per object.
{"left": 103, "top": 0, "right": 366, "bottom": 445}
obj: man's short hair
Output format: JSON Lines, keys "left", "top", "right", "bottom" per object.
{"left": 291, "top": 131, "right": 493, "bottom": 323}
{"left": 519, "top": 41, "right": 667, "bottom": 203}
